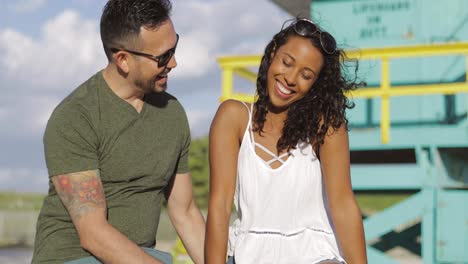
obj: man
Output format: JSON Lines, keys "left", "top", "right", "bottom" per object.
{"left": 32, "top": 0, "right": 205, "bottom": 263}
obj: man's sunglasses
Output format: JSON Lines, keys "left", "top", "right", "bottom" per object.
{"left": 282, "top": 19, "right": 336, "bottom": 55}
{"left": 110, "top": 34, "right": 179, "bottom": 68}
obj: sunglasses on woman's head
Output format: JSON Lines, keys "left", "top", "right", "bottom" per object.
{"left": 110, "top": 34, "right": 179, "bottom": 68}
{"left": 281, "top": 19, "right": 337, "bottom": 55}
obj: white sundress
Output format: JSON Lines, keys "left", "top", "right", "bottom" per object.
{"left": 227, "top": 102, "right": 346, "bottom": 264}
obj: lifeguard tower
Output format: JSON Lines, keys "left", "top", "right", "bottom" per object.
{"left": 218, "top": 0, "right": 468, "bottom": 263}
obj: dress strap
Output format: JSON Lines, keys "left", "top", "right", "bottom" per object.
{"left": 249, "top": 104, "right": 255, "bottom": 145}
{"left": 246, "top": 102, "right": 291, "bottom": 167}
{"left": 240, "top": 101, "right": 250, "bottom": 114}
{"left": 254, "top": 143, "right": 290, "bottom": 165}
{"left": 240, "top": 102, "right": 256, "bottom": 146}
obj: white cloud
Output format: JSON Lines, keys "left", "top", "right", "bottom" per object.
{"left": 0, "top": 108, "right": 7, "bottom": 121}
{"left": 172, "top": 30, "right": 219, "bottom": 79}
{"left": 0, "top": 168, "right": 48, "bottom": 192}
{"left": 0, "top": 29, "right": 35, "bottom": 74}
{"left": 9, "top": 0, "right": 47, "bottom": 13}
{"left": 28, "top": 96, "right": 61, "bottom": 134}
{"left": 0, "top": 9, "right": 107, "bottom": 91}
{"left": 0, "top": 1, "right": 290, "bottom": 88}
{"left": 171, "top": 0, "right": 290, "bottom": 79}
{"left": 0, "top": 95, "right": 60, "bottom": 137}
{"left": 187, "top": 110, "right": 213, "bottom": 138}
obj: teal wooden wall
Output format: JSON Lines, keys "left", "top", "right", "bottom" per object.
{"left": 311, "top": 0, "right": 468, "bottom": 129}
{"left": 307, "top": 1, "right": 468, "bottom": 263}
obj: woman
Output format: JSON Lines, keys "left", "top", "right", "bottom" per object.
{"left": 205, "top": 18, "right": 367, "bottom": 264}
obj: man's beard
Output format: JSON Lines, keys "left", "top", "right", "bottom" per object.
{"left": 135, "top": 73, "right": 168, "bottom": 93}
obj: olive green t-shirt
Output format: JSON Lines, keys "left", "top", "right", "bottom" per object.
{"left": 32, "top": 71, "right": 191, "bottom": 263}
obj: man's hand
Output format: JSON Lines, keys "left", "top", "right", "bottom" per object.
{"left": 166, "top": 172, "right": 206, "bottom": 264}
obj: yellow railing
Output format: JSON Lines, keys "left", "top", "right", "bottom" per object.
{"left": 218, "top": 42, "right": 468, "bottom": 144}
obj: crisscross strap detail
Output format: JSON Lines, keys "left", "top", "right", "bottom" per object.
{"left": 240, "top": 102, "right": 290, "bottom": 168}
{"left": 254, "top": 143, "right": 289, "bottom": 165}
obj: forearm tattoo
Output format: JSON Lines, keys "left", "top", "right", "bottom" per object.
{"left": 52, "top": 170, "right": 106, "bottom": 220}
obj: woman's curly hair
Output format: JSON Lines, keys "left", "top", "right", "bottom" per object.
{"left": 253, "top": 19, "right": 365, "bottom": 153}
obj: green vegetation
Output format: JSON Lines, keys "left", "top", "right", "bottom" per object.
{"left": 355, "top": 193, "right": 410, "bottom": 216}
{"left": 189, "top": 137, "right": 210, "bottom": 209}
{"left": 0, "top": 137, "right": 410, "bottom": 213}
{"left": 0, "top": 192, "right": 44, "bottom": 211}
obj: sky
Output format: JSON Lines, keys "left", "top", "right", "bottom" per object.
{"left": 0, "top": 0, "right": 291, "bottom": 193}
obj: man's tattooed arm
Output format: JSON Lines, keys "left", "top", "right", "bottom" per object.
{"left": 52, "top": 170, "right": 106, "bottom": 221}
{"left": 51, "top": 170, "right": 162, "bottom": 263}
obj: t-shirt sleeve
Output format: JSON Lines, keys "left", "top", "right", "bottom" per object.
{"left": 175, "top": 107, "right": 191, "bottom": 174}
{"left": 43, "top": 105, "right": 99, "bottom": 177}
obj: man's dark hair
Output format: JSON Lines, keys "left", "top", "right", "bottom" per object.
{"left": 100, "top": 0, "right": 172, "bottom": 61}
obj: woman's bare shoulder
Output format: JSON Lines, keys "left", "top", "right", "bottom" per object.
{"left": 213, "top": 99, "right": 251, "bottom": 139}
